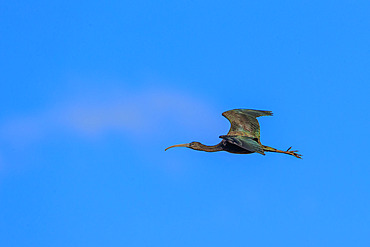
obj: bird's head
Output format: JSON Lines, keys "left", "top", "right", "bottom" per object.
{"left": 165, "top": 141, "right": 203, "bottom": 151}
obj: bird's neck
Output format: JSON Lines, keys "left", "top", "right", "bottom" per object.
{"left": 194, "top": 142, "right": 224, "bottom": 152}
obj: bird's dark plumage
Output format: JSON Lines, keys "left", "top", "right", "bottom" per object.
{"left": 165, "top": 108, "right": 302, "bottom": 158}
{"left": 220, "top": 135, "right": 265, "bottom": 155}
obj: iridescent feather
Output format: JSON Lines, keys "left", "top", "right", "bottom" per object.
{"left": 220, "top": 109, "right": 272, "bottom": 155}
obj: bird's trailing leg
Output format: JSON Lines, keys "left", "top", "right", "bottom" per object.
{"left": 262, "top": 145, "right": 302, "bottom": 159}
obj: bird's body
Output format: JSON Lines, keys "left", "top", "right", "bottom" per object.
{"left": 165, "top": 109, "right": 302, "bottom": 158}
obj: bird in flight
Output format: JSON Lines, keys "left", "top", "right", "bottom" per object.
{"left": 165, "top": 109, "right": 302, "bottom": 158}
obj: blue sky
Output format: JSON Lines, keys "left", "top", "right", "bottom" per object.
{"left": 1, "top": 1, "right": 369, "bottom": 246}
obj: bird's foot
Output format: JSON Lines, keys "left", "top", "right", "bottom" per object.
{"left": 286, "top": 147, "right": 302, "bottom": 159}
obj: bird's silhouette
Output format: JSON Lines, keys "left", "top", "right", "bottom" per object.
{"left": 165, "top": 109, "right": 302, "bottom": 158}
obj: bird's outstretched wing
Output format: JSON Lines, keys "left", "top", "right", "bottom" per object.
{"left": 220, "top": 135, "right": 265, "bottom": 155}
{"left": 222, "top": 109, "right": 273, "bottom": 140}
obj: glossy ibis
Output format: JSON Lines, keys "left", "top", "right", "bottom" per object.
{"left": 165, "top": 109, "right": 302, "bottom": 158}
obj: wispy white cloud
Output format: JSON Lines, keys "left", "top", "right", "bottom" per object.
{"left": 0, "top": 86, "right": 220, "bottom": 146}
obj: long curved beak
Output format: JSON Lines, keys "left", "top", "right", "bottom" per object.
{"left": 165, "top": 143, "right": 190, "bottom": 151}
